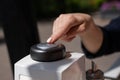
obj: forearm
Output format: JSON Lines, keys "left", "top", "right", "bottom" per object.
{"left": 80, "top": 25, "right": 103, "bottom": 54}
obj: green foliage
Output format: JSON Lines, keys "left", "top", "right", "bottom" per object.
{"left": 33, "top": 0, "right": 105, "bottom": 19}
{"left": 65, "top": 0, "right": 104, "bottom": 13}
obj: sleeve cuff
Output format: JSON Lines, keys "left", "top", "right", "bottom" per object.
{"left": 81, "top": 27, "right": 110, "bottom": 59}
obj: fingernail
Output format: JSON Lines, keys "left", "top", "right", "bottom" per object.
{"left": 47, "top": 37, "right": 52, "bottom": 43}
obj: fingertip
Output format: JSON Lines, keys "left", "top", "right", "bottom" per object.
{"left": 46, "top": 37, "right": 52, "bottom": 43}
{"left": 47, "top": 33, "right": 62, "bottom": 43}
{"left": 46, "top": 36, "right": 57, "bottom": 44}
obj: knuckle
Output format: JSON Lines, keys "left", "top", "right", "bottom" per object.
{"left": 59, "top": 14, "right": 65, "bottom": 18}
{"left": 67, "top": 14, "right": 74, "bottom": 19}
{"left": 85, "top": 14, "right": 92, "bottom": 21}
{"left": 68, "top": 15, "right": 77, "bottom": 23}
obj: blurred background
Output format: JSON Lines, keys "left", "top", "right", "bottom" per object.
{"left": 0, "top": 0, "right": 120, "bottom": 80}
{"left": 32, "top": 0, "right": 120, "bottom": 20}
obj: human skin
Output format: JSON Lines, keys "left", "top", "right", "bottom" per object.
{"left": 47, "top": 13, "right": 103, "bottom": 54}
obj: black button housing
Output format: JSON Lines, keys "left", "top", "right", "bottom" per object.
{"left": 30, "top": 43, "right": 66, "bottom": 62}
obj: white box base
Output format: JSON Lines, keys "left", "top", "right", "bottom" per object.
{"left": 15, "top": 52, "right": 85, "bottom": 80}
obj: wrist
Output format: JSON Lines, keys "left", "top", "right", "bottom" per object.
{"left": 79, "top": 25, "right": 103, "bottom": 53}
{"left": 78, "top": 22, "right": 98, "bottom": 38}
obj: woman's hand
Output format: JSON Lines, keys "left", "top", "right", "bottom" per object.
{"left": 47, "top": 13, "right": 96, "bottom": 43}
{"left": 47, "top": 13, "right": 103, "bottom": 53}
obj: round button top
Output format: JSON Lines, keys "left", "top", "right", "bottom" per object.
{"left": 37, "top": 43, "right": 58, "bottom": 50}
{"left": 30, "top": 43, "right": 66, "bottom": 62}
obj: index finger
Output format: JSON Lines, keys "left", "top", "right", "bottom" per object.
{"left": 47, "top": 14, "right": 81, "bottom": 43}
